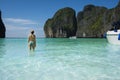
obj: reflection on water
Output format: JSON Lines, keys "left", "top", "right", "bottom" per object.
{"left": 0, "top": 39, "right": 6, "bottom": 58}
{"left": 28, "top": 50, "right": 35, "bottom": 57}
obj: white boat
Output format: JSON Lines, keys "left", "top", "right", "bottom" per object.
{"left": 69, "top": 36, "right": 76, "bottom": 39}
{"left": 106, "top": 29, "right": 120, "bottom": 45}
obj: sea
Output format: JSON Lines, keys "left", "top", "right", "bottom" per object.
{"left": 0, "top": 38, "right": 120, "bottom": 80}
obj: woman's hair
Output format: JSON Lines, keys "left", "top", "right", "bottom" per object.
{"left": 31, "top": 30, "right": 34, "bottom": 34}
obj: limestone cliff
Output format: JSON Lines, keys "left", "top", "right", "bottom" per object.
{"left": 44, "top": 7, "right": 77, "bottom": 38}
{"left": 0, "top": 11, "right": 6, "bottom": 38}
{"left": 76, "top": 2, "right": 120, "bottom": 38}
{"left": 77, "top": 5, "right": 108, "bottom": 37}
{"left": 44, "top": 1, "right": 120, "bottom": 38}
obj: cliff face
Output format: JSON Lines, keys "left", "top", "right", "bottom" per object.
{"left": 77, "top": 2, "right": 120, "bottom": 38}
{"left": 44, "top": 2, "right": 120, "bottom": 38}
{"left": 44, "top": 7, "right": 77, "bottom": 38}
{"left": 0, "top": 11, "right": 6, "bottom": 38}
{"left": 77, "top": 5, "right": 108, "bottom": 37}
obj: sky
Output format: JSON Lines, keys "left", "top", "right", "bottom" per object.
{"left": 0, "top": 0, "right": 119, "bottom": 38}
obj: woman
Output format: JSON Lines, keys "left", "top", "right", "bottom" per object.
{"left": 28, "top": 30, "right": 36, "bottom": 51}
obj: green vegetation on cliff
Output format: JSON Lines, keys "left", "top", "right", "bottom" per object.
{"left": 44, "top": 2, "right": 120, "bottom": 38}
{"left": 44, "top": 7, "right": 77, "bottom": 38}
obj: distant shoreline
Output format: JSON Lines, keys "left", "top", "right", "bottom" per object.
{"left": 2, "top": 37, "right": 106, "bottom": 39}
{"left": 5, "top": 37, "right": 45, "bottom": 39}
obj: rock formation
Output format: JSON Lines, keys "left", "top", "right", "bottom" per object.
{"left": 77, "top": 5, "right": 108, "bottom": 37}
{"left": 77, "top": 2, "right": 120, "bottom": 38}
{"left": 0, "top": 10, "right": 6, "bottom": 38}
{"left": 44, "top": 7, "right": 77, "bottom": 38}
{"left": 44, "top": 1, "right": 120, "bottom": 38}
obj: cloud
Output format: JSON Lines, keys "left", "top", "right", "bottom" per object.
{"left": 5, "top": 24, "right": 31, "bottom": 37}
{"left": 4, "top": 18, "right": 38, "bottom": 25}
{"left": 3, "top": 18, "right": 44, "bottom": 37}
{"left": 5, "top": 24, "right": 29, "bottom": 30}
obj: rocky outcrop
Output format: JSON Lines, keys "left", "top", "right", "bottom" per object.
{"left": 0, "top": 10, "right": 6, "bottom": 38}
{"left": 77, "top": 5, "right": 108, "bottom": 37}
{"left": 77, "top": 2, "right": 120, "bottom": 38}
{"left": 44, "top": 7, "right": 77, "bottom": 38}
{"left": 44, "top": 1, "right": 120, "bottom": 38}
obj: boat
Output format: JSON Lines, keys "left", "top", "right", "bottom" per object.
{"left": 106, "top": 20, "right": 120, "bottom": 45}
{"left": 69, "top": 36, "right": 76, "bottom": 39}
{"left": 106, "top": 29, "right": 120, "bottom": 45}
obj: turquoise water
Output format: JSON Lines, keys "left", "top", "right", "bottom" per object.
{"left": 0, "top": 38, "right": 120, "bottom": 80}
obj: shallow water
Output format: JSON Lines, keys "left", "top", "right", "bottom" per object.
{"left": 0, "top": 38, "right": 120, "bottom": 80}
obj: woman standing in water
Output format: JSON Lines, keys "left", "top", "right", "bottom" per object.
{"left": 28, "top": 30, "right": 36, "bottom": 51}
